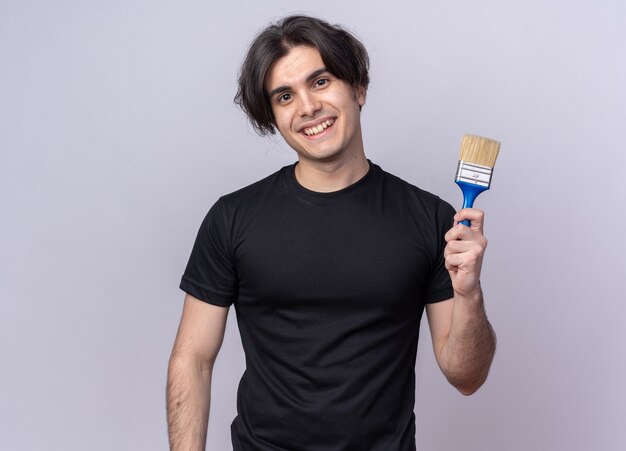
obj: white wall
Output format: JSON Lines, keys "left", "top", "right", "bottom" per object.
{"left": 1, "top": 1, "right": 624, "bottom": 449}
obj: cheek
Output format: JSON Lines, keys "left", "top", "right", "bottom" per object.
{"left": 273, "top": 110, "right": 293, "bottom": 133}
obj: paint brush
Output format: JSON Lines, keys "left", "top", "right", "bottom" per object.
{"left": 455, "top": 134, "right": 501, "bottom": 226}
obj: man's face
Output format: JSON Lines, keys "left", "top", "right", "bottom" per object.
{"left": 265, "top": 46, "right": 366, "bottom": 165}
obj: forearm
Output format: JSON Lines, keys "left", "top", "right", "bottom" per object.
{"left": 166, "top": 354, "right": 213, "bottom": 450}
{"left": 437, "top": 289, "right": 496, "bottom": 395}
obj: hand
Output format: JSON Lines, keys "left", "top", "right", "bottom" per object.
{"left": 444, "top": 208, "right": 488, "bottom": 297}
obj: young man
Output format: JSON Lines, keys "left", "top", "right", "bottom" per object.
{"left": 167, "top": 15, "right": 496, "bottom": 451}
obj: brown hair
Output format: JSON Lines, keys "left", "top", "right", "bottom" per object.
{"left": 234, "top": 15, "right": 370, "bottom": 135}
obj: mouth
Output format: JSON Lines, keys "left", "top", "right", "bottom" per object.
{"left": 301, "top": 118, "right": 335, "bottom": 137}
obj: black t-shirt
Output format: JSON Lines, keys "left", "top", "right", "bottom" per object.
{"left": 181, "top": 162, "right": 455, "bottom": 451}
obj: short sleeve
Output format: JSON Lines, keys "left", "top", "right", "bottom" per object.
{"left": 180, "top": 198, "right": 238, "bottom": 307}
{"left": 423, "top": 199, "right": 455, "bottom": 304}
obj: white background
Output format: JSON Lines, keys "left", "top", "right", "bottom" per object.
{"left": 1, "top": 1, "right": 624, "bottom": 450}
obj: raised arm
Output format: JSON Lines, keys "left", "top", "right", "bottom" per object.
{"left": 425, "top": 208, "right": 496, "bottom": 395}
{"left": 167, "top": 294, "right": 229, "bottom": 450}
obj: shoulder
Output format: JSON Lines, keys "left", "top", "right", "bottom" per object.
{"left": 375, "top": 164, "right": 455, "bottom": 217}
{"left": 217, "top": 165, "right": 291, "bottom": 209}
{"left": 201, "top": 165, "right": 293, "bottom": 233}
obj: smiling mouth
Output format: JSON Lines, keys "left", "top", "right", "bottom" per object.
{"left": 302, "top": 119, "right": 334, "bottom": 136}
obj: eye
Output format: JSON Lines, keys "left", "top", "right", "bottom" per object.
{"left": 315, "top": 78, "right": 329, "bottom": 88}
{"left": 277, "top": 92, "right": 292, "bottom": 104}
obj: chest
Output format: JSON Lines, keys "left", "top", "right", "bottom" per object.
{"left": 232, "top": 199, "right": 436, "bottom": 311}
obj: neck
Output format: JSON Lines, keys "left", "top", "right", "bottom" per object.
{"left": 294, "top": 152, "right": 370, "bottom": 193}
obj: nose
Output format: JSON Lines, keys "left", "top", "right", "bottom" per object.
{"left": 298, "top": 91, "right": 322, "bottom": 117}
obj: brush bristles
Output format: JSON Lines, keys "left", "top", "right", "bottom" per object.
{"left": 459, "top": 135, "right": 501, "bottom": 168}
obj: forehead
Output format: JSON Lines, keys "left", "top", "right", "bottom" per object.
{"left": 266, "top": 46, "right": 325, "bottom": 91}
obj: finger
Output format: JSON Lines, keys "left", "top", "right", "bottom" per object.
{"left": 445, "top": 239, "right": 488, "bottom": 265}
{"left": 444, "top": 252, "right": 467, "bottom": 272}
{"left": 454, "top": 208, "right": 485, "bottom": 234}
{"left": 445, "top": 223, "right": 477, "bottom": 242}
{"left": 445, "top": 230, "right": 488, "bottom": 270}
{"left": 445, "top": 239, "right": 479, "bottom": 256}
{"left": 445, "top": 250, "right": 483, "bottom": 274}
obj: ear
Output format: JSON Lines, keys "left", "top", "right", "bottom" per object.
{"left": 354, "top": 85, "right": 367, "bottom": 107}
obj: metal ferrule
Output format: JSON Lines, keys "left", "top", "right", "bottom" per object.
{"left": 455, "top": 161, "right": 493, "bottom": 188}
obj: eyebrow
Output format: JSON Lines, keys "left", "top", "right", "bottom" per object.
{"left": 268, "top": 67, "right": 328, "bottom": 99}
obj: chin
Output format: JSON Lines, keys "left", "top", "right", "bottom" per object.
{"left": 301, "top": 147, "right": 344, "bottom": 162}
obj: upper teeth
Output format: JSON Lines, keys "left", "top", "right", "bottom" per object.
{"left": 303, "top": 119, "right": 334, "bottom": 136}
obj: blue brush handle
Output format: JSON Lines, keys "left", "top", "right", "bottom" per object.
{"left": 456, "top": 180, "right": 488, "bottom": 226}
